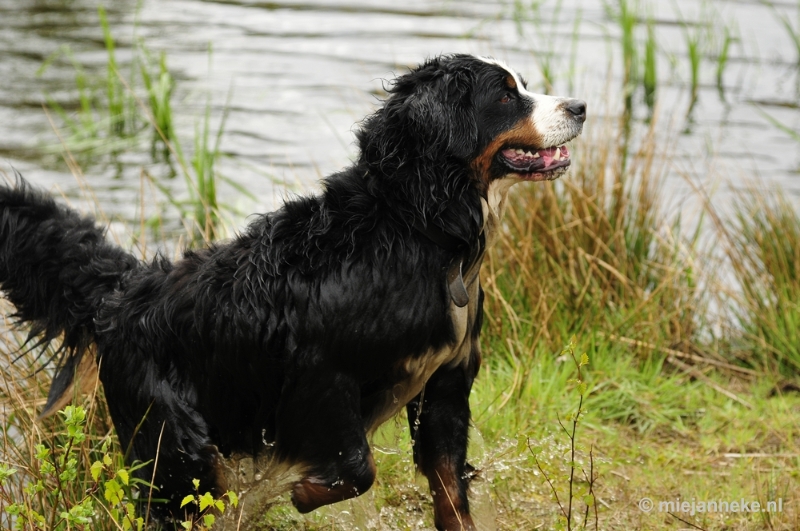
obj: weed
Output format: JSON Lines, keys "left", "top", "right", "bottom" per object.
{"left": 178, "top": 479, "right": 239, "bottom": 530}
{"left": 163, "top": 91, "right": 230, "bottom": 242}
{"left": 43, "top": 10, "right": 242, "bottom": 242}
{"left": 525, "top": 338, "right": 598, "bottom": 531}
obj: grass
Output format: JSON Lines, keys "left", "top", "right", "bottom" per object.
{"left": 719, "top": 188, "right": 800, "bottom": 375}
{"left": 643, "top": 17, "right": 657, "bottom": 113}
{"left": 604, "top": 0, "right": 640, "bottom": 115}
{"left": 683, "top": 24, "right": 703, "bottom": 122}
{"left": 715, "top": 25, "right": 735, "bottom": 101}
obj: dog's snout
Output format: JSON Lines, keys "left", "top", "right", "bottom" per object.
{"left": 565, "top": 99, "right": 587, "bottom": 122}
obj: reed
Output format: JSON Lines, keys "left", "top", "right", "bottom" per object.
{"left": 722, "top": 188, "right": 800, "bottom": 374}
{"left": 643, "top": 17, "right": 657, "bottom": 113}
{"left": 716, "top": 25, "right": 734, "bottom": 101}
{"left": 684, "top": 26, "right": 702, "bottom": 120}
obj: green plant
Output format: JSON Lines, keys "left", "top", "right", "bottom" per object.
{"left": 643, "top": 16, "right": 657, "bottom": 112}
{"left": 139, "top": 48, "right": 175, "bottom": 159}
{"left": 716, "top": 25, "right": 735, "bottom": 101}
{"left": 98, "top": 5, "right": 137, "bottom": 138}
{"left": 525, "top": 338, "right": 598, "bottom": 531}
{"left": 39, "top": 8, "right": 249, "bottom": 242}
{"left": 178, "top": 479, "right": 239, "bottom": 530}
{"left": 36, "top": 7, "right": 143, "bottom": 163}
{"left": 619, "top": 0, "right": 639, "bottom": 112}
{"left": 604, "top": 0, "right": 640, "bottom": 114}
{"left": 0, "top": 406, "right": 147, "bottom": 531}
{"left": 681, "top": 24, "right": 703, "bottom": 123}
{"left": 148, "top": 93, "right": 231, "bottom": 243}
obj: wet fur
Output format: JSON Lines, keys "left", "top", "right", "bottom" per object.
{"left": 0, "top": 54, "right": 583, "bottom": 530}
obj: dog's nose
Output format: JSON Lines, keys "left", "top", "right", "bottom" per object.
{"left": 565, "top": 99, "right": 587, "bottom": 122}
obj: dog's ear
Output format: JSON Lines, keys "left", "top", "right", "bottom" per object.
{"left": 401, "top": 69, "right": 478, "bottom": 159}
{"left": 360, "top": 58, "right": 479, "bottom": 166}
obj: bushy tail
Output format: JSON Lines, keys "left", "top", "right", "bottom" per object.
{"left": 0, "top": 176, "right": 139, "bottom": 414}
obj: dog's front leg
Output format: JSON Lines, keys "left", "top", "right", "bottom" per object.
{"left": 406, "top": 352, "right": 480, "bottom": 531}
{"left": 276, "top": 369, "right": 376, "bottom": 513}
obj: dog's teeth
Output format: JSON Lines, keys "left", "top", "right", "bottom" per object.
{"left": 532, "top": 152, "right": 540, "bottom": 159}
{"left": 553, "top": 148, "right": 561, "bottom": 161}
{"left": 515, "top": 149, "right": 525, "bottom": 155}
{"left": 525, "top": 151, "right": 534, "bottom": 157}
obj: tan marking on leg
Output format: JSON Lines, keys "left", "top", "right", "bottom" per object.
{"left": 291, "top": 453, "right": 376, "bottom": 513}
{"left": 426, "top": 460, "right": 476, "bottom": 531}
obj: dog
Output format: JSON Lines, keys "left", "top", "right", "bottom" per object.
{"left": 0, "top": 54, "right": 584, "bottom": 530}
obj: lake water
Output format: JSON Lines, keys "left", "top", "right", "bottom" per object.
{"left": 1, "top": 0, "right": 798, "bottom": 229}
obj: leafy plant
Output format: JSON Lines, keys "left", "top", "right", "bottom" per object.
{"left": 0, "top": 406, "right": 148, "bottom": 531}
{"left": 178, "top": 479, "right": 239, "bottom": 531}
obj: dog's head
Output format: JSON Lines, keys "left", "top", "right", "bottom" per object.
{"left": 358, "top": 54, "right": 586, "bottom": 198}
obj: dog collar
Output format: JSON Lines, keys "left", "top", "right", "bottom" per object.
{"left": 412, "top": 221, "right": 485, "bottom": 308}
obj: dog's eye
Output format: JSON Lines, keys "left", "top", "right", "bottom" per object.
{"left": 500, "top": 93, "right": 513, "bottom": 104}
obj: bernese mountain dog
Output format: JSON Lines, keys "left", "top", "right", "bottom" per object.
{"left": 0, "top": 54, "right": 585, "bottom": 530}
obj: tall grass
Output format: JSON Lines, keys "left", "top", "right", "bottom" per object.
{"left": 604, "top": 0, "right": 640, "bottom": 115}
{"left": 716, "top": 25, "right": 735, "bottom": 101}
{"left": 139, "top": 49, "right": 175, "bottom": 160}
{"left": 721, "top": 189, "right": 800, "bottom": 374}
{"left": 684, "top": 26, "right": 702, "bottom": 120}
{"left": 643, "top": 17, "right": 657, "bottom": 113}
{"left": 98, "top": 6, "right": 136, "bottom": 139}
{"left": 483, "top": 117, "right": 701, "bottom": 359}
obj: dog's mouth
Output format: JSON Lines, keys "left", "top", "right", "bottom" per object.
{"left": 498, "top": 145, "right": 571, "bottom": 181}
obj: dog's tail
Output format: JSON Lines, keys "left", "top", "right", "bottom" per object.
{"left": 0, "top": 176, "right": 139, "bottom": 415}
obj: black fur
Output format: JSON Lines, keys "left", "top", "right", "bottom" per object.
{"left": 0, "top": 54, "right": 585, "bottom": 530}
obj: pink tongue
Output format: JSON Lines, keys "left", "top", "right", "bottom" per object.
{"left": 541, "top": 150, "right": 554, "bottom": 168}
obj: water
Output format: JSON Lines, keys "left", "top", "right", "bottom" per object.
{"left": 1, "top": 0, "right": 798, "bottom": 229}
